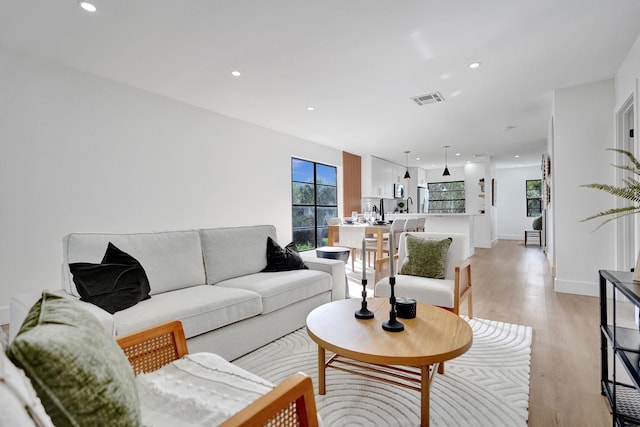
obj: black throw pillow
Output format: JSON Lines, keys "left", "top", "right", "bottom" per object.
{"left": 262, "top": 237, "right": 308, "bottom": 272}
{"left": 69, "top": 243, "right": 151, "bottom": 314}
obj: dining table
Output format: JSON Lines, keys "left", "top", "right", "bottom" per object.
{"left": 328, "top": 223, "right": 391, "bottom": 261}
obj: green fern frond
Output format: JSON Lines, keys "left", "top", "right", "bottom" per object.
{"left": 609, "top": 148, "right": 640, "bottom": 172}
{"left": 581, "top": 148, "right": 640, "bottom": 229}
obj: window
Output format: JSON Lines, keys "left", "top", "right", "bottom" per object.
{"left": 427, "top": 181, "right": 466, "bottom": 213}
{"left": 291, "top": 158, "right": 337, "bottom": 251}
{"left": 526, "top": 179, "right": 542, "bottom": 217}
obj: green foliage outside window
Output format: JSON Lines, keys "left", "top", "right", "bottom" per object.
{"left": 291, "top": 158, "right": 337, "bottom": 251}
{"left": 526, "top": 179, "right": 542, "bottom": 217}
{"left": 427, "top": 181, "right": 466, "bottom": 213}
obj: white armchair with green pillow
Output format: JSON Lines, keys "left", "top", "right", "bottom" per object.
{"left": 374, "top": 232, "right": 472, "bottom": 318}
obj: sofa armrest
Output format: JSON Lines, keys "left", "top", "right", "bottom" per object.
{"left": 9, "top": 290, "right": 114, "bottom": 342}
{"left": 301, "top": 254, "right": 346, "bottom": 300}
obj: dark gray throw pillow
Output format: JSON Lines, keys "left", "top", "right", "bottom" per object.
{"left": 69, "top": 242, "right": 150, "bottom": 314}
{"left": 262, "top": 237, "right": 308, "bottom": 272}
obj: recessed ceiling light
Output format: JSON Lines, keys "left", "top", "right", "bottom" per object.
{"left": 455, "top": 153, "right": 461, "bottom": 156}
{"left": 514, "top": 155, "right": 520, "bottom": 158}
{"left": 231, "top": 70, "right": 241, "bottom": 77}
{"left": 415, "top": 157, "right": 421, "bottom": 161}
{"left": 469, "top": 62, "right": 481, "bottom": 69}
{"left": 79, "top": 1, "right": 97, "bottom": 12}
{"left": 306, "top": 106, "right": 315, "bottom": 111}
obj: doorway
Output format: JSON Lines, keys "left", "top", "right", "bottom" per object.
{"left": 616, "top": 95, "right": 635, "bottom": 271}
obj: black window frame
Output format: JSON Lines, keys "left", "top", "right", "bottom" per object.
{"left": 427, "top": 181, "right": 466, "bottom": 213}
{"left": 526, "top": 179, "right": 542, "bottom": 217}
{"left": 291, "top": 158, "right": 338, "bottom": 251}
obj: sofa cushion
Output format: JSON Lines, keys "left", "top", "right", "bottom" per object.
{"left": 375, "top": 276, "right": 455, "bottom": 309}
{"left": 69, "top": 242, "right": 151, "bottom": 314}
{"left": 262, "top": 237, "right": 308, "bottom": 272}
{"left": 63, "top": 230, "right": 205, "bottom": 296}
{"left": 216, "top": 269, "right": 332, "bottom": 314}
{"left": 200, "top": 225, "right": 277, "bottom": 284}
{"left": 7, "top": 292, "right": 141, "bottom": 427}
{"left": 113, "top": 285, "right": 263, "bottom": 338}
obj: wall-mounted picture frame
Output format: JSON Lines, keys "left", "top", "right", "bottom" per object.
{"left": 394, "top": 183, "right": 405, "bottom": 199}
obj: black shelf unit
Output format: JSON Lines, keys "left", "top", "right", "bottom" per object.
{"left": 599, "top": 270, "right": 640, "bottom": 426}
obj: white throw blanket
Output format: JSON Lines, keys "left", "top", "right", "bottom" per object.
{"left": 136, "top": 352, "right": 274, "bottom": 427}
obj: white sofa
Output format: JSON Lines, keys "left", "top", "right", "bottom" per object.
{"left": 10, "top": 225, "right": 346, "bottom": 360}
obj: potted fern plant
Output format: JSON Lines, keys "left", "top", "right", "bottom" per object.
{"left": 581, "top": 148, "right": 640, "bottom": 280}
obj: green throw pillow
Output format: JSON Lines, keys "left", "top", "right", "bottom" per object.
{"left": 7, "top": 292, "right": 141, "bottom": 427}
{"left": 400, "top": 235, "right": 453, "bottom": 279}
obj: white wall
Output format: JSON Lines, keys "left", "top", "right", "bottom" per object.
{"left": 0, "top": 47, "right": 343, "bottom": 323}
{"left": 552, "top": 79, "right": 616, "bottom": 296}
{"left": 496, "top": 166, "right": 542, "bottom": 240}
{"left": 616, "top": 35, "right": 640, "bottom": 105}
{"left": 615, "top": 33, "right": 640, "bottom": 272}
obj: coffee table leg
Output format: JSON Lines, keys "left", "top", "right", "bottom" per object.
{"left": 318, "top": 346, "right": 326, "bottom": 395}
{"left": 421, "top": 364, "right": 430, "bottom": 427}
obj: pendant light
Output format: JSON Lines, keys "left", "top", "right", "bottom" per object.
{"left": 403, "top": 150, "right": 411, "bottom": 180}
{"left": 442, "top": 145, "right": 451, "bottom": 176}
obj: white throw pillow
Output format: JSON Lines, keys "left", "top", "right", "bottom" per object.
{"left": 0, "top": 349, "right": 54, "bottom": 427}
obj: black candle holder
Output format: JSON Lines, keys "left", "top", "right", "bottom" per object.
{"left": 354, "top": 277, "right": 374, "bottom": 319}
{"left": 382, "top": 275, "right": 404, "bottom": 332}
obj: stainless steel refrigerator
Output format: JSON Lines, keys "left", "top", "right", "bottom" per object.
{"left": 417, "top": 187, "right": 428, "bottom": 213}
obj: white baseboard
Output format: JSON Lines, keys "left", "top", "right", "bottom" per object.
{"left": 497, "top": 234, "right": 523, "bottom": 240}
{"left": 554, "top": 277, "right": 598, "bottom": 297}
{"left": 0, "top": 306, "right": 8, "bottom": 325}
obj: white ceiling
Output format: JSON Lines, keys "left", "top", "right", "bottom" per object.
{"left": 2, "top": 0, "right": 640, "bottom": 170}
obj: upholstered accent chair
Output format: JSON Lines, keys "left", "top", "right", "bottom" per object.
{"left": 374, "top": 232, "right": 472, "bottom": 318}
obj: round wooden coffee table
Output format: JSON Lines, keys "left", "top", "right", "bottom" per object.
{"left": 306, "top": 297, "right": 473, "bottom": 427}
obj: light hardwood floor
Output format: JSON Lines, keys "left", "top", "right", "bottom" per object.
{"left": 469, "top": 239, "right": 611, "bottom": 427}
{"left": 1, "top": 239, "right": 613, "bottom": 425}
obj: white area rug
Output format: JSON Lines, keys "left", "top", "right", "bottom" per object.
{"left": 233, "top": 317, "right": 532, "bottom": 427}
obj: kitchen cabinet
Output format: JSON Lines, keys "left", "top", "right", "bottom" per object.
{"left": 371, "top": 157, "right": 394, "bottom": 198}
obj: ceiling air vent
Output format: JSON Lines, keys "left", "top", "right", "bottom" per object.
{"left": 411, "top": 92, "right": 445, "bottom": 106}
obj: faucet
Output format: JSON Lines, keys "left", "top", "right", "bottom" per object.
{"left": 407, "top": 197, "right": 414, "bottom": 205}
